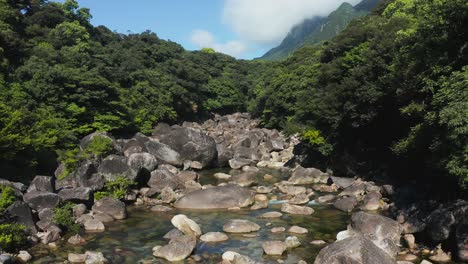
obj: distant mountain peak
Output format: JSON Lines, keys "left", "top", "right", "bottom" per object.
{"left": 259, "top": 0, "right": 380, "bottom": 60}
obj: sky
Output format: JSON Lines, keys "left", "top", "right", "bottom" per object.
{"left": 55, "top": 0, "right": 361, "bottom": 60}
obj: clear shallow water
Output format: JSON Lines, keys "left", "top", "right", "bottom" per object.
{"left": 31, "top": 169, "right": 350, "bottom": 263}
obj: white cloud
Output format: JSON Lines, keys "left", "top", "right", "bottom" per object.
{"left": 222, "top": 0, "right": 361, "bottom": 45}
{"left": 190, "top": 29, "right": 247, "bottom": 58}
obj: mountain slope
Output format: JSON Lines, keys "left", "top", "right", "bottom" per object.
{"left": 260, "top": 0, "right": 380, "bottom": 60}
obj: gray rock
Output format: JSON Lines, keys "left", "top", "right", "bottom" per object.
{"left": 153, "top": 235, "right": 196, "bottom": 262}
{"left": 216, "top": 144, "right": 234, "bottom": 167}
{"left": 6, "top": 202, "right": 37, "bottom": 233}
{"left": 98, "top": 155, "right": 138, "bottom": 181}
{"left": 23, "top": 190, "right": 60, "bottom": 211}
{"left": 147, "top": 168, "right": 184, "bottom": 192}
{"left": 338, "top": 182, "right": 367, "bottom": 197}
{"left": 127, "top": 152, "right": 158, "bottom": 172}
{"left": 223, "top": 219, "right": 260, "bottom": 233}
{"left": 349, "top": 212, "right": 402, "bottom": 257}
{"left": 84, "top": 251, "right": 108, "bottom": 264}
{"left": 333, "top": 196, "right": 358, "bottom": 213}
{"left": 58, "top": 187, "right": 93, "bottom": 204}
{"left": 56, "top": 160, "right": 104, "bottom": 191}
{"left": 145, "top": 140, "right": 183, "bottom": 166}
{"left": 171, "top": 214, "right": 202, "bottom": 237}
{"left": 288, "top": 166, "right": 329, "bottom": 185}
{"left": 228, "top": 158, "right": 253, "bottom": 169}
{"left": 84, "top": 219, "right": 105, "bottom": 232}
{"left": 73, "top": 203, "right": 87, "bottom": 217}
{"left": 281, "top": 203, "right": 314, "bottom": 215}
{"left": 174, "top": 184, "right": 253, "bottom": 209}
{"left": 27, "top": 175, "right": 55, "bottom": 193}
{"left": 200, "top": 232, "right": 229, "bottom": 242}
{"left": 330, "top": 176, "right": 355, "bottom": 189}
{"left": 92, "top": 197, "right": 127, "bottom": 220}
{"left": 314, "top": 235, "right": 397, "bottom": 264}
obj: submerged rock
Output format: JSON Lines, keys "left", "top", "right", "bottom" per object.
{"left": 200, "top": 232, "right": 229, "bottom": 242}
{"left": 223, "top": 219, "right": 260, "bottom": 233}
{"left": 153, "top": 235, "right": 196, "bottom": 262}
{"left": 281, "top": 203, "right": 314, "bottom": 215}
{"left": 174, "top": 184, "right": 253, "bottom": 209}
{"left": 262, "top": 241, "right": 287, "bottom": 256}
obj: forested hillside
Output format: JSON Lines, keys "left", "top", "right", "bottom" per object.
{"left": 0, "top": 0, "right": 467, "bottom": 195}
{"left": 260, "top": 0, "right": 380, "bottom": 60}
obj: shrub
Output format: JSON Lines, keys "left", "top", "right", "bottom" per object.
{"left": 0, "top": 223, "right": 28, "bottom": 253}
{"left": 95, "top": 176, "right": 135, "bottom": 201}
{"left": 84, "top": 136, "right": 113, "bottom": 158}
{"left": 53, "top": 202, "right": 81, "bottom": 234}
{"left": 0, "top": 186, "right": 17, "bottom": 213}
{"left": 302, "top": 129, "right": 333, "bottom": 156}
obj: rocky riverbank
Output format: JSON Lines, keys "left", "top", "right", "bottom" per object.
{"left": 0, "top": 113, "right": 466, "bottom": 263}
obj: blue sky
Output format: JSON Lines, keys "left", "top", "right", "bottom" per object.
{"left": 54, "top": 0, "right": 359, "bottom": 59}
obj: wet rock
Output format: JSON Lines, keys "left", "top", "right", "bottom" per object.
{"left": 223, "top": 219, "right": 260, "bottom": 233}
{"left": 150, "top": 205, "right": 172, "bottom": 212}
{"left": 174, "top": 184, "right": 253, "bottom": 209}
{"left": 229, "top": 158, "right": 253, "bottom": 170}
{"left": 288, "top": 226, "right": 308, "bottom": 234}
{"left": 171, "top": 214, "right": 202, "bottom": 237}
{"left": 262, "top": 241, "right": 287, "bottom": 256}
{"left": 147, "top": 168, "right": 184, "bottom": 192}
{"left": 23, "top": 190, "right": 60, "bottom": 211}
{"left": 153, "top": 235, "right": 196, "bottom": 262}
{"left": 58, "top": 187, "right": 93, "bottom": 204}
{"left": 338, "top": 182, "right": 367, "bottom": 197}
{"left": 84, "top": 219, "right": 105, "bottom": 232}
{"left": 177, "top": 171, "right": 198, "bottom": 182}
{"left": 92, "top": 197, "right": 127, "bottom": 220}
{"left": 69, "top": 253, "right": 87, "bottom": 263}
{"left": 68, "top": 234, "right": 86, "bottom": 245}
{"left": 429, "top": 247, "right": 451, "bottom": 263}
{"left": 84, "top": 251, "right": 108, "bottom": 264}
{"left": 312, "top": 184, "right": 338, "bottom": 193}
{"left": 200, "top": 232, "right": 229, "bottom": 242}
{"left": 288, "top": 166, "right": 328, "bottom": 185}
{"left": 230, "top": 172, "right": 257, "bottom": 187}
{"left": 127, "top": 152, "right": 158, "bottom": 172}
{"left": 271, "top": 227, "right": 286, "bottom": 233}
{"left": 6, "top": 201, "right": 37, "bottom": 233}
{"left": 278, "top": 185, "right": 307, "bottom": 196}
{"left": 314, "top": 235, "right": 397, "bottom": 264}
{"left": 97, "top": 155, "right": 138, "bottom": 181}
{"left": 317, "top": 194, "right": 336, "bottom": 203}
{"left": 163, "top": 229, "right": 184, "bottom": 240}
{"left": 285, "top": 236, "right": 301, "bottom": 248}
{"left": 349, "top": 212, "right": 402, "bottom": 257}
{"left": 281, "top": 203, "right": 314, "bottom": 215}
{"left": 145, "top": 141, "right": 183, "bottom": 167}
{"left": 214, "top": 173, "right": 232, "bottom": 180}
{"left": 333, "top": 196, "right": 358, "bottom": 212}
{"left": 260, "top": 211, "right": 283, "bottom": 218}
{"left": 27, "top": 175, "right": 55, "bottom": 193}
{"left": 288, "top": 193, "right": 310, "bottom": 205}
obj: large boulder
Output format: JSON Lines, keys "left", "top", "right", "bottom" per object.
{"left": 6, "top": 202, "right": 37, "bottom": 234}
{"left": 127, "top": 152, "right": 158, "bottom": 172}
{"left": 153, "top": 235, "right": 196, "bottom": 262}
{"left": 145, "top": 141, "right": 183, "bottom": 167}
{"left": 147, "top": 168, "right": 184, "bottom": 192}
{"left": 156, "top": 127, "right": 217, "bottom": 168}
{"left": 174, "top": 184, "right": 253, "bottom": 210}
{"left": 314, "top": 235, "right": 397, "bottom": 264}
{"left": 58, "top": 187, "right": 93, "bottom": 204}
{"left": 97, "top": 155, "right": 138, "bottom": 181}
{"left": 23, "top": 190, "right": 60, "bottom": 211}
{"left": 56, "top": 160, "right": 104, "bottom": 191}
{"left": 216, "top": 144, "right": 234, "bottom": 167}
{"left": 334, "top": 196, "right": 358, "bottom": 213}
{"left": 92, "top": 197, "right": 127, "bottom": 220}
{"left": 27, "top": 175, "right": 55, "bottom": 193}
{"left": 349, "top": 212, "right": 402, "bottom": 257}
{"left": 288, "top": 166, "right": 329, "bottom": 185}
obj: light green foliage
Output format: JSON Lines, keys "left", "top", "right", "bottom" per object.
{"left": 201, "top": 47, "right": 215, "bottom": 53}
{"left": 0, "top": 186, "right": 16, "bottom": 212}
{"left": 84, "top": 136, "right": 113, "bottom": 158}
{"left": 0, "top": 223, "right": 28, "bottom": 253}
{"left": 302, "top": 129, "right": 333, "bottom": 156}
{"left": 53, "top": 202, "right": 81, "bottom": 234}
{"left": 95, "top": 176, "right": 135, "bottom": 200}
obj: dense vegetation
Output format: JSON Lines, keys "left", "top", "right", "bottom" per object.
{"left": 0, "top": 0, "right": 466, "bottom": 196}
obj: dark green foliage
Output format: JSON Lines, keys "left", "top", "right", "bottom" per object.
{"left": 0, "top": 223, "right": 28, "bottom": 253}
{"left": 53, "top": 202, "right": 81, "bottom": 234}
{"left": 94, "top": 176, "right": 135, "bottom": 200}
{"left": 0, "top": 186, "right": 16, "bottom": 213}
